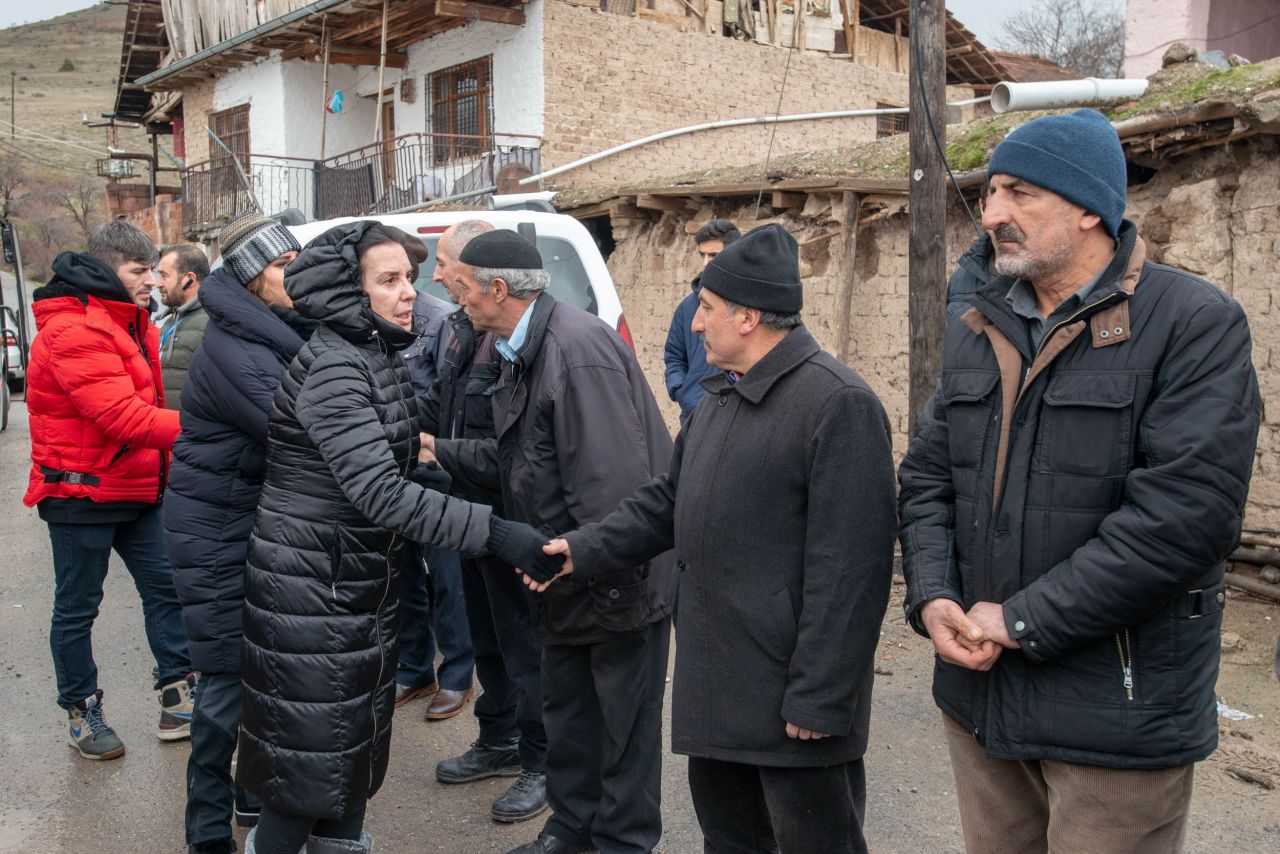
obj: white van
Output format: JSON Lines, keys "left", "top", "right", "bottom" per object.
{"left": 285, "top": 210, "right": 634, "bottom": 349}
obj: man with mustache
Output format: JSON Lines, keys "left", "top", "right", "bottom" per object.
{"left": 898, "top": 109, "right": 1261, "bottom": 851}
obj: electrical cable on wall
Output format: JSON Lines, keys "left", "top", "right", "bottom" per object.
{"left": 753, "top": 31, "right": 799, "bottom": 221}
{"left": 909, "top": 0, "right": 983, "bottom": 240}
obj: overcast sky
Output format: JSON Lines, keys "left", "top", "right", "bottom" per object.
{"left": 0, "top": 0, "right": 101, "bottom": 31}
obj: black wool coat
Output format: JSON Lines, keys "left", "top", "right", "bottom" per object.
{"left": 564, "top": 327, "right": 897, "bottom": 767}
{"left": 163, "top": 267, "right": 313, "bottom": 675}
{"left": 899, "top": 223, "right": 1261, "bottom": 769}
{"left": 436, "top": 293, "right": 675, "bottom": 646}
{"left": 236, "top": 221, "right": 493, "bottom": 819}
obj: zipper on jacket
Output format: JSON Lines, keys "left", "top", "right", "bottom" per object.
{"left": 1114, "top": 629, "right": 1135, "bottom": 701}
{"left": 109, "top": 444, "right": 130, "bottom": 464}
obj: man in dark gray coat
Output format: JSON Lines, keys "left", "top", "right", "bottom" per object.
{"left": 423, "top": 230, "right": 674, "bottom": 854}
{"left": 540, "top": 224, "right": 897, "bottom": 853}
{"left": 899, "top": 110, "right": 1261, "bottom": 852}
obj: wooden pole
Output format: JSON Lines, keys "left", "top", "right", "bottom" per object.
{"left": 795, "top": 0, "right": 806, "bottom": 53}
{"left": 907, "top": 0, "right": 947, "bottom": 437}
{"left": 836, "top": 190, "right": 861, "bottom": 364}
{"left": 373, "top": 0, "right": 389, "bottom": 145}
{"left": 894, "top": 16, "right": 902, "bottom": 72}
{"left": 838, "top": 0, "right": 855, "bottom": 61}
{"left": 319, "top": 17, "right": 331, "bottom": 160}
{"left": 852, "top": 0, "right": 861, "bottom": 62}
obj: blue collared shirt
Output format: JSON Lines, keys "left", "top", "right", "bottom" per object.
{"left": 496, "top": 300, "right": 538, "bottom": 363}
{"left": 1005, "top": 262, "right": 1111, "bottom": 352}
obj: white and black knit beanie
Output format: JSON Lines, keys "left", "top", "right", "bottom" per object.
{"left": 218, "top": 211, "right": 301, "bottom": 286}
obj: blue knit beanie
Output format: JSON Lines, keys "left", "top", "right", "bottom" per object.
{"left": 987, "top": 109, "right": 1127, "bottom": 238}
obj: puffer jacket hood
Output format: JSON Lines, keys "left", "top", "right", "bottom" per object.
{"left": 200, "top": 267, "right": 311, "bottom": 359}
{"left": 285, "top": 220, "right": 417, "bottom": 351}
{"left": 35, "top": 251, "right": 136, "bottom": 306}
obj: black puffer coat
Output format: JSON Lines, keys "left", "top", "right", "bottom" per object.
{"left": 163, "top": 268, "right": 313, "bottom": 675}
{"left": 899, "top": 223, "right": 1261, "bottom": 769}
{"left": 237, "top": 222, "right": 493, "bottom": 819}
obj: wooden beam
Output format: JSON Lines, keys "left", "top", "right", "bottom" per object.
{"left": 837, "top": 0, "right": 856, "bottom": 63}
{"left": 433, "top": 0, "right": 525, "bottom": 25}
{"left": 852, "top": 0, "right": 861, "bottom": 62}
{"left": 771, "top": 190, "right": 807, "bottom": 209}
{"left": 330, "top": 46, "right": 408, "bottom": 69}
{"left": 835, "top": 190, "right": 860, "bottom": 364}
{"left": 908, "top": 0, "right": 947, "bottom": 437}
{"left": 636, "top": 193, "right": 693, "bottom": 213}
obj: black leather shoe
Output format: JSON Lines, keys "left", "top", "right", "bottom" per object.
{"left": 189, "top": 839, "right": 236, "bottom": 854}
{"left": 491, "top": 770, "right": 548, "bottom": 822}
{"left": 436, "top": 739, "right": 521, "bottom": 783}
{"left": 504, "top": 832, "right": 598, "bottom": 854}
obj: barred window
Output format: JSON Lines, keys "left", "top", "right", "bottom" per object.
{"left": 209, "top": 103, "right": 250, "bottom": 167}
{"left": 430, "top": 57, "right": 493, "bottom": 163}
{"left": 875, "top": 102, "right": 908, "bottom": 138}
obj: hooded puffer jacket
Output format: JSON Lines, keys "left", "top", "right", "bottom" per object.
{"left": 162, "top": 267, "right": 315, "bottom": 675}
{"left": 237, "top": 222, "right": 493, "bottom": 819}
{"left": 23, "top": 252, "right": 179, "bottom": 508}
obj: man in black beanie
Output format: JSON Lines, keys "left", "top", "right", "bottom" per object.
{"left": 422, "top": 229, "right": 675, "bottom": 854}
{"left": 540, "top": 223, "right": 898, "bottom": 853}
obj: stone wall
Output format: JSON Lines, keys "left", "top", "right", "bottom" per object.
{"left": 540, "top": 0, "right": 960, "bottom": 188}
{"left": 606, "top": 136, "right": 1280, "bottom": 529}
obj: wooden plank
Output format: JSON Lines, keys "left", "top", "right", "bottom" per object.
{"left": 908, "top": 0, "right": 947, "bottom": 437}
{"left": 433, "top": 0, "right": 525, "bottom": 26}
{"left": 636, "top": 193, "right": 693, "bottom": 213}
{"left": 330, "top": 45, "right": 408, "bottom": 69}
{"left": 771, "top": 190, "right": 807, "bottom": 209}
{"left": 837, "top": 0, "right": 856, "bottom": 63}
{"left": 852, "top": 0, "right": 860, "bottom": 62}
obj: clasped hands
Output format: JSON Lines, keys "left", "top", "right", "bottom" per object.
{"left": 921, "top": 598, "right": 1019, "bottom": 671}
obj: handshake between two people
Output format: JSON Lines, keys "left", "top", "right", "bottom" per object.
{"left": 920, "top": 598, "right": 1019, "bottom": 672}
{"left": 418, "top": 432, "right": 571, "bottom": 591}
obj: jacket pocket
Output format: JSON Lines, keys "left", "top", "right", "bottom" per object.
{"left": 591, "top": 565, "right": 651, "bottom": 634}
{"left": 940, "top": 370, "right": 1000, "bottom": 472}
{"left": 328, "top": 523, "right": 343, "bottom": 605}
{"left": 462, "top": 366, "right": 499, "bottom": 436}
{"left": 1036, "top": 373, "right": 1136, "bottom": 477}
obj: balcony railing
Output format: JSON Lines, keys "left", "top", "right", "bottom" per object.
{"left": 181, "top": 132, "right": 542, "bottom": 233}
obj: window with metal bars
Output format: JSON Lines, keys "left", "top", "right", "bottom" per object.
{"left": 209, "top": 103, "right": 250, "bottom": 167}
{"left": 429, "top": 57, "right": 493, "bottom": 163}
{"left": 875, "top": 103, "right": 909, "bottom": 138}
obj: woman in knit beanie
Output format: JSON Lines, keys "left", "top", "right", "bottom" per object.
{"left": 163, "top": 209, "right": 312, "bottom": 854}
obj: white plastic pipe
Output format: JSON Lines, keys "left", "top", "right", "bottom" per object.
{"left": 519, "top": 97, "right": 992, "bottom": 186}
{"left": 990, "top": 78, "right": 1149, "bottom": 114}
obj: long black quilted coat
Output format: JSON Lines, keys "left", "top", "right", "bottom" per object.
{"left": 163, "top": 267, "right": 313, "bottom": 675}
{"left": 236, "top": 222, "right": 493, "bottom": 819}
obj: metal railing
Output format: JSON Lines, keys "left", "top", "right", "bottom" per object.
{"left": 181, "top": 132, "right": 542, "bottom": 232}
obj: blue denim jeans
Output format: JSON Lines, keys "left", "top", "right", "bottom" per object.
{"left": 47, "top": 504, "right": 191, "bottom": 708}
{"left": 186, "top": 672, "right": 260, "bottom": 846}
{"left": 397, "top": 544, "right": 474, "bottom": 692}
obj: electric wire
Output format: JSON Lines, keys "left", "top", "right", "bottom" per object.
{"left": 753, "top": 30, "right": 799, "bottom": 221}
{"left": 909, "top": 0, "right": 984, "bottom": 240}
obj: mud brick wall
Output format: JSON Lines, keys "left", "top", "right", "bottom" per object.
{"left": 605, "top": 136, "right": 1280, "bottom": 529}
{"left": 540, "top": 0, "right": 967, "bottom": 188}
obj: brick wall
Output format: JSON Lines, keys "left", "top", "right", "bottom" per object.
{"left": 182, "top": 77, "right": 215, "bottom": 166}
{"left": 540, "top": 0, "right": 958, "bottom": 188}
{"left": 606, "top": 136, "right": 1280, "bottom": 529}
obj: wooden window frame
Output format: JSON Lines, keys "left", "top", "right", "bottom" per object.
{"left": 875, "top": 102, "right": 908, "bottom": 139}
{"left": 429, "top": 57, "right": 494, "bottom": 163}
{"left": 209, "top": 103, "right": 251, "bottom": 168}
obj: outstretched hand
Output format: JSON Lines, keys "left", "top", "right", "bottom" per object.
{"left": 418, "top": 432, "right": 438, "bottom": 465}
{"left": 518, "top": 538, "right": 575, "bottom": 592}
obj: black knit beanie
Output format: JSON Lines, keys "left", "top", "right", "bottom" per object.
{"left": 458, "top": 229, "right": 543, "bottom": 269}
{"left": 698, "top": 223, "right": 802, "bottom": 313}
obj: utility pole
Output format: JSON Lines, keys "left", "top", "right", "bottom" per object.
{"left": 10, "top": 71, "right": 14, "bottom": 139}
{"left": 907, "top": 0, "right": 947, "bottom": 437}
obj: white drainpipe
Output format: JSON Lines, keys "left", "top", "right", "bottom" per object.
{"left": 990, "top": 78, "right": 1149, "bottom": 114}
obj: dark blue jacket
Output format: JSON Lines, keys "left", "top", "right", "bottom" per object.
{"left": 664, "top": 287, "right": 718, "bottom": 423}
{"left": 162, "top": 268, "right": 314, "bottom": 674}
{"left": 946, "top": 234, "right": 992, "bottom": 321}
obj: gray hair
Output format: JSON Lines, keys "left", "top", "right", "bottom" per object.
{"left": 472, "top": 266, "right": 550, "bottom": 299}
{"left": 723, "top": 299, "right": 802, "bottom": 331}
{"left": 449, "top": 219, "right": 495, "bottom": 255}
{"left": 88, "top": 220, "right": 158, "bottom": 270}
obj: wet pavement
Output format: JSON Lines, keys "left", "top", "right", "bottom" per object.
{"left": 1, "top": 399, "right": 1276, "bottom": 852}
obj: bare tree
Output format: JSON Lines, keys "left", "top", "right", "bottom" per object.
{"left": 52, "top": 177, "right": 102, "bottom": 244}
{"left": 0, "top": 153, "right": 29, "bottom": 220}
{"left": 998, "top": 0, "right": 1125, "bottom": 79}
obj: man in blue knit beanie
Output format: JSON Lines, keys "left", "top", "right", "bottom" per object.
{"left": 899, "top": 107, "right": 1262, "bottom": 850}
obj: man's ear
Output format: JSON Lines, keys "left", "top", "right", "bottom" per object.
{"left": 1079, "top": 211, "right": 1103, "bottom": 233}
{"left": 492, "top": 277, "right": 509, "bottom": 302}
{"left": 739, "top": 306, "right": 762, "bottom": 335}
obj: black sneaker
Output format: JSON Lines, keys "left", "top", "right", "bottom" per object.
{"left": 436, "top": 739, "right": 521, "bottom": 783}
{"left": 189, "top": 838, "right": 236, "bottom": 854}
{"left": 491, "top": 770, "right": 548, "bottom": 822}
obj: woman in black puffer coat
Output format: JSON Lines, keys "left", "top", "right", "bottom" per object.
{"left": 163, "top": 212, "right": 306, "bottom": 854}
{"left": 238, "top": 222, "right": 560, "bottom": 854}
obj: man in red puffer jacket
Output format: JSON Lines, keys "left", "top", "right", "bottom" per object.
{"left": 24, "top": 221, "right": 193, "bottom": 761}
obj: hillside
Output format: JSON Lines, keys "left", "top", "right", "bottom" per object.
{"left": 0, "top": 1, "right": 150, "bottom": 176}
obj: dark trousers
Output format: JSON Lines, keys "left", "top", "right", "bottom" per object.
{"left": 46, "top": 504, "right": 191, "bottom": 708}
{"left": 185, "top": 672, "right": 259, "bottom": 845}
{"left": 686, "top": 756, "right": 868, "bottom": 854}
{"left": 542, "top": 617, "right": 670, "bottom": 854}
{"left": 463, "top": 554, "right": 547, "bottom": 771}
{"left": 398, "top": 544, "right": 473, "bottom": 691}
{"left": 253, "top": 805, "right": 365, "bottom": 854}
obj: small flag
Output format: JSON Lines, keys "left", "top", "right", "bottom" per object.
{"left": 327, "top": 90, "right": 345, "bottom": 114}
